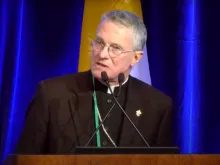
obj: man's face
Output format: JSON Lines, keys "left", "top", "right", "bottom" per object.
{"left": 91, "top": 21, "right": 139, "bottom": 82}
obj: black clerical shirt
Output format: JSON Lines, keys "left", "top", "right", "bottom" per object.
{"left": 94, "top": 78, "right": 129, "bottom": 147}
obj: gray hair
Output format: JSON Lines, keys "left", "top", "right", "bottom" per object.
{"left": 100, "top": 10, "right": 147, "bottom": 50}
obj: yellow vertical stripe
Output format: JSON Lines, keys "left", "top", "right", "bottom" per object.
{"left": 78, "top": 0, "right": 143, "bottom": 72}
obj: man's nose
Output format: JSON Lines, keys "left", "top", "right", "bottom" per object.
{"left": 99, "top": 46, "right": 109, "bottom": 58}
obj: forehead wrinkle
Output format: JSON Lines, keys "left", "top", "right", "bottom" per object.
{"left": 96, "top": 21, "right": 133, "bottom": 49}
{"left": 96, "top": 31, "right": 133, "bottom": 49}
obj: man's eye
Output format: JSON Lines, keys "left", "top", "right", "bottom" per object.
{"left": 94, "top": 39, "right": 102, "bottom": 43}
{"left": 97, "top": 41, "right": 105, "bottom": 45}
{"left": 112, "top": 46, "right": 121, "bottom": 50}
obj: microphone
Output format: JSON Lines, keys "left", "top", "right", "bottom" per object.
{"left": 101, "top": 71, "right": 108, "bottom": 82}
{"left": 116, "top": 73, "right": 124, "bottom": 98}
{"left": 101, "top": 71, "right": 150, "bottom": 147}
{"left": 118, "top": 73, "right": 125, "bottom": 84}
{"left": 101, "top": 71, "right": 124, "bottom": 98}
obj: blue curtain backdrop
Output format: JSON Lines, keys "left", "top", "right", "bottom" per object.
{"left": 0, "top": 0, "right": 84, "bottom": 163}
{"left": 1, "top": 0, "right": 220, "bottom": 163}
{"left": 141, "top": 0, "right": 220, "bottom": 153}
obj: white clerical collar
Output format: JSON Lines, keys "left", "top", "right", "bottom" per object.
{"left": 97, "top": 76, "right": 129, "bottom": 94}
{"left": 107, "top": 77, "right": 129, "bottom": 94}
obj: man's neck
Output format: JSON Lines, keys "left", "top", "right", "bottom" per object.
{"left": 98, "top": 76, "right": 129, "bottom": 87}
{"left": 108, "top": 80, "right": 120, "bottom": 86}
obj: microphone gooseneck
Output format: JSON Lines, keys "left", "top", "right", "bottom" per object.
{"left": 85, "top": 72, "right": 117, "bottom": 147}
{"left": 85, "top": 103, "right": 116, "bottom": 147}
{"left": 101, "top": 71, "right": 150, "bottom": 147}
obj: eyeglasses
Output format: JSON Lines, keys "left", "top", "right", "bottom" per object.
{"left": 91, "top": 40, "right": 136, "bottom": 57}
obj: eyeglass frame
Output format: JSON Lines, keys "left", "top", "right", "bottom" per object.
{"left": 91, "top": 39, "right": 137, "bottom": 57}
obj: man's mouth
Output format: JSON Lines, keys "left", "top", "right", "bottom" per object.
{"left": 96, "top": 62, "right": 108, "bottom": 67}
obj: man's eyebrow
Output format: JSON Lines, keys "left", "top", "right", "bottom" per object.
{"left": 110, "top": 42, "right": 124, "bottom": 50}
{"left": 95, "top": 36, "right": 124, "bottom": 49}
{"left": 95, "top": 36, "right": 104, "bottom": 42}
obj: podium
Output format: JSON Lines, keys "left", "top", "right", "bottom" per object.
{"left": 4, "top": 154, "right": 220, "bottom": 165}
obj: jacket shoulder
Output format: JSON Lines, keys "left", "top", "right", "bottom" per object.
{"left": 130, "top": 76, "right": 172, "bottom": 107}
{"left": 36, "top": 71, "right": 90, "bottom": 97}
{"left": 41, "top": 71, "right": 88, "bottom": 85}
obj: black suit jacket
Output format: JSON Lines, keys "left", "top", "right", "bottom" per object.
{"left": 15, "top": 70, "right": 173, "bottom": 154}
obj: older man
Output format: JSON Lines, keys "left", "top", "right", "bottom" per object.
{"left": 15, "top": 10, "right": 173, "bottom": 154}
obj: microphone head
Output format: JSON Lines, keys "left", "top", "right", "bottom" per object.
{"left": 101, "top": 71, "right": 109, "bottom": 82}
{"left": 118, "top": 73, "right": 125, "bottom": 85}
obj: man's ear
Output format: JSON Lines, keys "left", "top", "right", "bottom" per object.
{"left": 131, "top": 51, "right": 144, "bottom": 67}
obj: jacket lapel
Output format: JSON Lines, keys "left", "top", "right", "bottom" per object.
{"left": 68, "top": 71, "right": 95, "bottom": 146}
{"left": 119, "top": 76, "right": 144, "bottom": 146}
{"left": 72, "top": 93, "right": 94, "bottom": 146}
